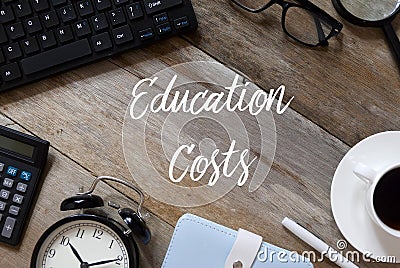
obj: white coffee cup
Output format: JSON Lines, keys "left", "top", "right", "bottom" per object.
{"left": 353, "top": 162, "right": 400, "bottom": 238}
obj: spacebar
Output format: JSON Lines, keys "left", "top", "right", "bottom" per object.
{"left": 21, "top": 39, "right": 92, "bottom": 75}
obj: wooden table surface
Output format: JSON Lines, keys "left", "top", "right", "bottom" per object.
{"left": 1, "top": 0, "right": 400, "bottom": 267}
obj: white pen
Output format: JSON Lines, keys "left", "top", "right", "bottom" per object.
{"left": 282, "top": 217, "right": 359, "bottom": 268}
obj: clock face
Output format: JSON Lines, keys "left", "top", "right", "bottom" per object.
{"left": 33, "top": 218, "right": 132, "bottom": 268}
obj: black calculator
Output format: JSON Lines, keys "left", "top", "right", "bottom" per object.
{"left": 0, "top": 125, "right": 49, "bottom": 246}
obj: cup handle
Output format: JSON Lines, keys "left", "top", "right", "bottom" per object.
{"left": 353, "top": 163, "right": 377, "bottom": 184}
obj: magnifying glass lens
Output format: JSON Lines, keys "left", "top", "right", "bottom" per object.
{"left": 340, "top": 0, "right": 400, "bottom": 21}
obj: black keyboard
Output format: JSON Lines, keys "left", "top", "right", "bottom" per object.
{"left": 0, "top": 0, "right": 197, "bottom": 92}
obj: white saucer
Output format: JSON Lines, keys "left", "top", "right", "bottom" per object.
{"left": 331, "top": 131, "right": 400, "bottom": 263}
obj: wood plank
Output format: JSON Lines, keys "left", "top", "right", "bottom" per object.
{"left": 183, "top": 0, "right": 400, "bottom": 146}
{"left": 0, "top": 39, "right": 382, "bottom": 267}
{"left": 0, "top": 116, "right": 173, "bottom": 268}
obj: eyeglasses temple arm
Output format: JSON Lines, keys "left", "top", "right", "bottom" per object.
{"left": 313, "top": 16, "right": 328, "bottom": 46}
{"left": 230, "top": 0, "right": 273, "bottom": 13}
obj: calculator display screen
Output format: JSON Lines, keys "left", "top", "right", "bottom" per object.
{"left": 0, "top": 135, "right": 35, "bottom": 158}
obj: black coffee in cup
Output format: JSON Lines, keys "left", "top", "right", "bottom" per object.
{"left": 373, "top": 167, "right": 400, "bottom": 230}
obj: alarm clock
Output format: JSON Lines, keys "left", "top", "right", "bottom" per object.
{"left": 31, "top": 176, "right": 151, "bottom": 268}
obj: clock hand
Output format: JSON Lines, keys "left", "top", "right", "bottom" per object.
{"left": 87, "top": 258, "right": 120, "bottom": 267}
{"left": 69, "top": 243, "right": 85, "bottom": 264}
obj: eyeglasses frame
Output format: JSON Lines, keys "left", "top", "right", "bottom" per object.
{"left": 231, "top": 0, "right": 343, "bottom": 47}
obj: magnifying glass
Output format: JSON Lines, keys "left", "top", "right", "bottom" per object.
{"left": 332, "top": 0, "right": 400, "bottom": 67}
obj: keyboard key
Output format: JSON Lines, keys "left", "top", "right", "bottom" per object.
{"left": 0, "top": 6, "right": 15, "bottom": 24}
{"left": 25, "top": 16, "right": 42, "bottom": 34}
{"left": 94, "top": 0, "right": 112, "bottom": 11}
{"left": 112, "top": 25, "right": 133, "bottom": 45}
{"left": 21, "top": 39, "right": 92, "bottom": 75}
{"left": 3, "top": 178, "right": 14, "bottom": 188}
{"left": 51, "top": 0, "right": 67, "bottom": 6}
{"left": 13, "top": 194, "right": 24, "bottom": 204}
{"left": 16, "top": 182, "right": 28, "bottom": 193}
{"left": 113, "top": 0, "right": 128, "bottom": 5}
{"left": 91, "top": 13, "right": 108, "bottom": 32}
{"left": 138, "top": 28, "right": 154, "bottom": 40}
{"left": 143, "top": 0, "right": 182, "bottom": 15}
{"left": 126, "top": 3, "right": 143, "bottom": 20}
{"left": 0, "top": 26, "right": 8, "bottom": 44}
{"left": 77, "top": 0, "right": 94, "bottom": 17}
{"left": 0, "top": 63, "right": 22, "bottom": 81}
{"left": 30, "top": 0, "right": 50, "bottom": 12}
{"left": 91, "top": 32, "right": 112, "bottom": 52}
{"left": 39, "top": 31, "right": 57, "bottom": 49}
{"left": 74, "top": 19, "right": 91, "bottom": 37}
{"left": 0, "top": 202, "right": 5, "bottom": 211}
{"left": 6, "top": 22, "right": 25, "bottom": 40}
{"left": 42, "top": 10, "right": 59, "bottom": 28}
{"left": 9, "top": 206, "right": 20, "bottom": 216}
{"left": 156, "top": 22, "right": 172, "bottom": 35}
{"left": 56, "top": 25, "right": 74, "bottom": 43}
{"left": 1, "top": 217, "right": 16, "bottom": 238}
{"left": 6, "top": 166, "right": 18, "bottom": 177}
{"left": 20, "top": 171, "right": 32, "bottom": 181}
{"left": 59, "top": 5, "right": 77, "bottom": 23}
{"left": 153, "top": 12, "right": 168, "bottom": 25}
{"left": 21, "top": 37, "right": 40, "bottom": 55}
{"left": 109, "top": 8, "right": 126, "bottom": 26}
{"left": 174, "top": 16, "right": 189, "bottom": 29}
{"left": 13, "top": 0, "right": 33, "bottom": 18}
{"left": 21, "top": 36, "right": 40, "bottom": 54}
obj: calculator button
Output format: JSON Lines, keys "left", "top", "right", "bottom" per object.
{"left": 9, "top": 206, "right": 20, "bottom": 216}
{"left": 0, "top": 163, "right": 4, "bottom": 172}
{"left": 1, "top": 217, "right": 16, "bottom": 238}
{"left": 0, "top": 202, "right": 5, "bottom": 211}
{"left": 20, "top": 171, "right": 32, "bottom": 181}
{"left": 6, "top": 166, "right": 18, "bottom": 177}
{"left": 16, "top": 182, "right": 28, "bottom": 193}
{"left": 3, "top": 178, "right": 14, "bottom": 188}
{"left": 12, "top": 194, "right": 23, "bottom": 204}
{"left": 0, "top": 189, "right": 10, "bottom": 200}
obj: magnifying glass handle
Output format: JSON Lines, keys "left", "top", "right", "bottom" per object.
{"left": 382, "top": 23, "right": 400, "bottom": 68}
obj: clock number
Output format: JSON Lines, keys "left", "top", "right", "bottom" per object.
{"left": 109, "top": 239, "right": 114, "bottom": 249}
{"left": 60, "top": 236, "right": 70, "bottom": 246}
{"left": 48, "top": 249, "right": 56, "bottom": 258}
{"left": 116, "top": 255, "right": 123, "bottom": 265}
{"left": 76, "top": 228, "right": 85, "bottom": 239}
{"left": 92, "top": 228, "right": 103, "bottom": 239}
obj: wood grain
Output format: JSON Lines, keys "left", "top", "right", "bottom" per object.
{"left": 0, "top": 115, "right": 174, "bottom": 268}
{"left": 0, "top": 38, "right": 385, "bottom": 267}
{"left": 0, "top": 0, "right": 398, "bottom": 267}
{"left": 185, "top": 0, "right": 400, "bottom": 146}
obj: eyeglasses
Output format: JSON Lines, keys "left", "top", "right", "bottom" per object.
{"left": 230, "top": 0, "right": 343, "bottom": 47}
